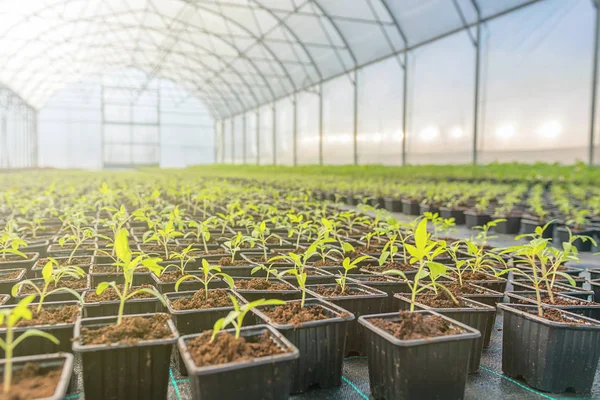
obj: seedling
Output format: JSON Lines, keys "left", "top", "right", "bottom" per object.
{"left": 281, "top": 268, "right": 308, "bottom": 307}
{"left": 143, "top": 214, "right": 184, "bottom": 259}
{"left": 12, "top": 259, "right": 85, "bottom": 313}
{"left": 336, "top": 256, "right": 369, "bottom": 294}
{"left": 162, "top": 245, "right": 197, "bottom": 277}
{"left": 58, "top": 212, "right": 96, "bottom": 263}
{"left": 251, "top": 221, "right": 282, "bottom": 261}
{"left": 0, "top": 295, "right": 60, "bottom": 394}
{"left": 96, "top": 229, "right": 164, "bottom": 325}
{"left": 186, "top": 217, "right": 217, "bottom": 253}
{"left": 286, "top": 214, "right": 312, "bottom": 250}
{"left": 0, "top": 223, "right": 27, "bottom": 262}
{"left": 251, "top": 263, "right": 280, "bottom": 281}
{"left": 223, "top": 231, "right": 256, "bottom": 262}
{"left": 211, "top": 296, "right": 285, "bottom": 341}
{"left": 175, "top": 259, "right": 235, "bottom": 298}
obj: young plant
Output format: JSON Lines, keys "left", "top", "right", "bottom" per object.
{"left": 96, "top": 229, "right": 164, "bottom": 325}
{"left": 223, "top": 231, "right": 256, "bottom": 262}
{"left": 251, "top": 221, "right": 282, "bottom": 261}
{"left": 162, "top": 245, "right": 197, "bottom": 277}
{"left": 336, "top": 256, "right": 369, "bottom": 294}
{"left": 251, "top": 263, "right": 280, "bottom": 282}
{"left": 143, "top": 216, "right": 183, "bottom": 259}
{"left": 186, "top": 217, "right": 217, "bottom": 253}
{"left": 211, "top": 296, "right": 285, "bottom": 341}
{"left": 58, "top": 212, "right": 95, "bottom": 263}
{"left": 287, "top": 214, "right": 312, "bottom": 250}
{"left": 12, "top": 259, "right": 85, "bottom": 313}
{"left": 281, "top": 268, "right": 308, "bottom": 308}
{"left": 473, "top": 218, "right": 506, "bottom": 249}
{"left": 0, "top": 224, "right": 27, "bottom": 262}
{"left": 383, "top": 218, "right": 455, "bottom": 311}
{"left": 16, "top": 216, "right": 46, "bottom": 240}
{"left": 175, "top": 259, "right": 235, "bottom": 298}
{"left": 0, "top": 295, "right": 60, "bottom": 394}
{"left": 379, "top": 234, "right": 399, "bottom": 267}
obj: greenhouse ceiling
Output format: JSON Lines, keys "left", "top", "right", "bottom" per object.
{"left": 0, "top": 0, "right": 542, "bottom": 118}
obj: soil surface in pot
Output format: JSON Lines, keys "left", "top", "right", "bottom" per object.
{"left": 186, "top": 331, "right": 288, "bottom": 367}
{"left": 156, "top": 271, "right": 185, "bottom": 283}
{"left": 463, "top": 271, "right": 501, "bottom": 281}
{"left": 414, "top": 293, "right": 477, "bottom": 309}
{"left": 0, "top": 270, "right": 22, "bottom": 281}
{"left": 539, "top": 308, "right": 591, "bottom": 324}
{"left": 445, "top": 282, "right": 489, "bottom": 295}
{"left": 80, "top": 313, "right": 173, "bottom": 345}
{"left": 519, "top": 295, "right": 597, "bottom": 306}
{"left": 11, "top": 305, "right": 79, "bottom": 327}
{"left": 263, "top": 302, "right": 335, "bottom": 326}
{"left": 311, "top": 285, "right": 365, "bottom": 297}
{"left": 19, "top": 278, "right": 88, "bottom": 294}
{"left": 140, "top": 244, "right": 185, "bottom": 253}
{"left": 371, "top": 311, "right": 464, "bottom": 340}
{"left": 170, "top": 289, "right": 232, "bottom": 311}
{"left": 362, "top": 261, "right": 414, "bottom": 273}
{"left": 235, "top": 279, "right": 291, "bottom": 291}
{"left": 84, "top": 284, "right": 155, "bottom": 302}
{"left": 359, "top": 275, "right": 400, "bottom": 282}
{"left": 0, "top": 362, "right": 62, "bottom": 400}
{"left": 91, "top": 265, "right": 149, "bottom": 274}
{"left": 0, "top": 254, "right": 34, "bottom": 262}
{"left": 310, "top": 259, "right": 342, "bottom": 267}
{"left": 218, "top": 257, "right": 250, "bottom": 266}
{"left": 38, "top": 256, "right": 92, "bottom": 266}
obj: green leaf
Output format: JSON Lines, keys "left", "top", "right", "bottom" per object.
{"left": 115, "top": 228, "right": 132, "bottom": 265}
{"left": 42, "top": 261, "right": 53, "bottom": 283}
{"left": 96, "top": 282, "right": 111, "bottom": 295}
{"left": 414, "top": 218, "right": 428, "bottom": 251}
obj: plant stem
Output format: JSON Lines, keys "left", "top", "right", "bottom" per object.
{"left": 301, "top": 287, "right": 306, "bottom": 308}
{"left": 411, "top": 260, "right": 425, "bottom": 312}
{"left": 530, "top": 255, "right": 543, "bottom": 317}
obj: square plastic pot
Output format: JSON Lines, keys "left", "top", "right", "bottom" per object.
{"left": 347, "top": 273, "right": 411, "bottom": 312}
{"left": 359, "top": 310, "right": 480, "bottom": 400}
{"left": 83, "top": 286, "right": 163, "bottom": 318}
{"left": 401, "top": 199, "right": 420, "bottom": 216}
{"left": 520, "top": 219, "right": 556, "bottom": 238}
{"left": 464, "top": 212, "right": 491, "bottom": 229}
{"left": 395, "top": 294, "right": 495, "bottom": 372}
{"left": 499, "top": 303, "right": 600, "bottom": 393}
{"left": 73, "top": 313, "right": 179, "bottom": 400}
{"left": 506, "top": 291, "right": 600, "bottom": 321}
{"left": 0, "top": 353, "right": 73, "bottom": 400}
{"left": 440, "top": 207, "right": 466, "bottom": 225}
{"left": 253, "top": 298, "right": 354, "bottom": 394}
{"left": 306, "top": 283, "right": 387, "bottom": 355}
{"left": 178, "top": 325, "right": 299, "bottom": 400}
{"left": 384, "top": 198, "right": 403, "bottom": 212}
{"left": 234, "top": 277, "right": 302, "bottom": 302}
{"left": 0, "top": 268, "right": 26, "bottom": 295}
{"left": 89, "top": 264, "right": 152, "bottom": 288}
{"left": 493, "top": 215, "right": 522, "bottom": 234}
{"left": 0, "top": 252, "right": 39, "bottom": 272}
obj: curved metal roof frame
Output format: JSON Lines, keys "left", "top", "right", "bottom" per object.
{"left": 0, "top": 0, "right": 540, "bottom": 118}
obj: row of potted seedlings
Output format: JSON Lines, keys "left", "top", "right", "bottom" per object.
{"left": 1, "top": 179, "right": 600, "bottom": 399}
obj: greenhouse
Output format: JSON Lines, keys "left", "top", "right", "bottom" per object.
{"left": 1, "top": 1, "right": 600, "bottom": 400}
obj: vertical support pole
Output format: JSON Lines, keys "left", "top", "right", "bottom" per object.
{"left": 213, "top": 121, "right": 218, "bottom": 164}
{"left": 272, "top": 103, "right": 277, "bottom": 165}
{"left": 243, "top": 113, "right": 247, "bottom": 164}
{"left": 100, "top": 84, "right": 105, "bottom": 169}
{"left": 157, "top": 84, "right": 161, "bottom": 166}
{"left": 231, "top": 118, "right": 235, "bottom": 164}
{"left": 293, "top": 93, "right": 298, "bottom": 166}
{"left": 319, "top": 84, "right": 324, "bottom": 165}
{"left": 256, "top": 109, "right": 260, "bottom": 165}
{"left": 353, "top": 70, "right": 359, "bottom": 165}
{"left": 472, "top": 4, "right": 482, "bottom": 165}
{"left": 32, "top": 109, "right": 38, "bottom": 167}
{"left": 221, "top": 121, "right": 225, "bottom": 163}
{"left": 590, "top": 0, "right": 600, "bottom": 165}
{"left": 401, "top": 52, "right": 409, "bottom": 165}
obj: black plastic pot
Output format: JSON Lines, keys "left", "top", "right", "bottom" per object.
{"left": 0, "top": 353, "right": 73, "bottom": 400}
{"left": 359, "top": 310, "right": 480, "bottom": 400}
{"left": 0, "top": 268, "right": 26, "bottom": 295}
{"left": 347, "top": 273, "right": 410, "bottom": 312}
{"left": 83, "top": 286, "right": 163, "bottom": 318}
{"left": 590, "top": 279, "right": 600, "bottom": 301}
{"left": 464, "top": 271, "right": 507, "bottom": 293}
{"left": 0, "top": 300, "right": 80, "bottom": 357}
{"left": 179, "top": 325, "right": 299, "bottom": 400}
{"left": 306, "top": 283, "right": 387, "bottom": 355}
{"left": 89, "top": 264, "right": 152, "bottom": 288}
{"left": 464, "top": 211, "right": 491, "bottom": 229}
{"left": 419, "top": 204, "right": 439, "bottom": 214}
{"left": 384, "top": 198, "right": 403, "bottom": 212}
{"left": 73, "top": 313, "right": 179, "bottom": 400}
{"left": 165, "top": 289, "right": 250, "bottom": 375}
{"left": 459, "top": 283, "right": 504, "bottom": 308}
{"left": 493, "top": 215, "right": 522, "bottom": 234}
{"left": 13, "top": 277, "right": 89, "bottom": 303}
{"left": 401, "top": 199, "right": 420, "bottom": 216}
{"left": 280, "top": 267, "right": 337, "bottom": 286}
{"left": 556, "top": 226, "right": 596, "bottom": 252}
{"left": 589, "top": 269, "right": 600, "bottom": 281}
{"left": 506, "top": 291, "right": 600, "bottom": 321}
{"left": 520, "top": 219, "right": 556, "bottom": 238}
{"left": 151, "top": 271, "right": 228, "bottom": 294}
{"left": 499, "top": 303, "right": 600, "bottom": 393}
{"left": 0, "top": 252, "right": 39, "bottom": 271}
{"left": 234, "top": 277, "right": 301, "bottom": 302}
{"left": 396, "top": 294, "right": 495, "bottom": 371}
{"left": 440, "top": 207, "right": 466, "bottom": 225}
{"left": 32, "top": 255, "right": 94, "bottom": 278}
{"left": 253, "top": 298, "right": 354, "bottom": 393}
{"left": 509, "top": 281, "right": 594, "bottom": 301}
{"left": 22, "top": 238, "right": 50, "bottom": 258}
{"left": 369, "top": 197, "right": 385, "bottom": 209}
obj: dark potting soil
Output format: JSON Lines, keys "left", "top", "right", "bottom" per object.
{"left": 0, "top": 270, "right": 22, "bottom": 281}
{"left": 414, "top": 293, "right": 472, "bottom": 309}
{"left": 170, "top": 289, "right": 233, "bottom": 311}
{"left": 79, "top": 314, "right": 173, "bottom": 345}
{"left": 242, "top": 255, "right": 270, "bottom": 263}
{"left": 370, "top": 311, "right": 464, "bottom": 340}
{"left": 235, "top": 279, "right": 291, "bottom": 291}
{"left": 157, "top": 271, "right": 184, "bottom": 283}
{"left": 91, "top": 265, "right": 149, "bottom": 274}
{"left": 310, "top": 259, "right": 342, "bottom": 267}
{"left": 51, "top": 243, "right": 96, "bottom": 250}
{"left": 13, "top": 305, "right": 79, "bottom": 327}
{"left": 83, "top": 284, "right": 155, "bottom": 302}
{"left": 445, "top": 282, "right": 487, "bottom": 295}
{"left": 540, "top": 308, "right": 591, "bottom": 325}
{"left": 311, "top": 285, "right": 365, "bottom": 297}
{"left": 19, "top": 278, "right": 88, "bottom": 294}
{"left": 362, "top": 261, "right": 414, "bottom": 273}
{"left": 263, "top": 302, "right": 333, "bottom": 326}
{"left": 185, "top": 330, "right": 288, "bottom": 367}
{"left": 218, "top": 257, "right": 249, "bottom": 266}
{"left": 38, "top": 256, "right": 93, "bottom": 266}
{"left": 0, "top": 362, "right": 62, "bottom": 400}
{"left": 361, "top": 275, "right": 399, "bottom": 282}
{"left": 463, "top": 271, "right": 499, "bottom": 281}
{"left": 0, "top": 254, "right": 32, "bottom": 263}
{"left": 521, "top": 295, "right": 597, "bottom": 306}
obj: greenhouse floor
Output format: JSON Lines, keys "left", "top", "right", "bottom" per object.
{"left": 64, "top": 210, "right": 600, "bottom": 400}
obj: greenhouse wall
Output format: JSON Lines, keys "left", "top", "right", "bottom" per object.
{"left": 0, "top": 87, "right": 36, "bottom": 169}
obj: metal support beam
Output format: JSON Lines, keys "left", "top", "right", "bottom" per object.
{"left": 293, "top": 93, "right": 298, "bottom": 166}
{"left": 319, "top": 84, "right": 324, "bottom": 165}
{"left": 231, "top": 119, "right": 235, "bottom": 163}
{"left": 221, "top": 120, "right": 226, "bottom": 163}
{"left": 272, "top": 103, "right": 277, "bottom": 165}
{"left": 590, "top": 0, "right": 600, "bottom": 165}
{"left": 401, "top": 52, "right": 408, "bottom": 165}
{"left": 243, "top": 113, "right": 247, "bottom": 164}
{"left": 213, "top": 121, "right": 218, "bottom": 164}
{"left": 353, "top": 70, "right": 358, "bottom": 165}
{"left": 472, "top": 0, "right": 482, "bottom": 165}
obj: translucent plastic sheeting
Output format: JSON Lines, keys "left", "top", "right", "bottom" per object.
{"left": 222, "top": 119, "right": 232, "bottom": 164}
{"left": 215, "top": 120, "right": 224, "bottom": 163}
{"left": 479, "top": 0, "right": 594, "bottom": 164}
{"left": 322, "top": 74, "right": 354, "bottom": 165}
{"left": 245, "top": 111, "right": 258, "bottom": 164}
{"left": 405, "top": 31, "right": 475, "bottom": 165}
{"left": 357, "top": 56, "right": 404, "bottom": 165}
{"left": 233, "top": 115, "right": 245, "bottom": 164}
{"left": 296, "top": 86, "right": 321, "bottom": 165}
{"left": 259, "top": 104, "right": 274, "bottom": 165}
{"left": 275, "top": 96, "right": 294, "bottom": 165}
